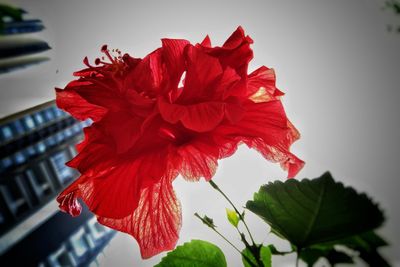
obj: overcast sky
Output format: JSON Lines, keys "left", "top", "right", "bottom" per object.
{"left": 2, "top": 0, "right": 400, "bottom": 266}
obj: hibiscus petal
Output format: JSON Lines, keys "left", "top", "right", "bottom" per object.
{"left": 161, "top": 39, "right": 189, "bottom": 89}
{"left": 125, "top": 88, "right": 155, "bottom": 117}
{"left": 222, "top": 26, "right": 253, "bottom": 49}
{"left": 198, "top": 27, "right": 254, "bottom": 77}
{"left": 67, "top": 126, "right": 115, "bottom": 174}
{"left": 234, "top": 100, "right": 289, "bottom": 141}
{"left": 173, "top": 137, "right": 219, "bottom": 181}
{"left": 77, "top": 161, "right": 143, "bottom": 219}
{"left": 179, "top": 45, "right": 223, "bottom": 101}
{"left": 247, "top": 66, "right": 284, "bottom": 99}
{"left": 180, "top": 102, "right": 225, "bottom": 132}
{"left": 55, "top": 88, "right": 107, "bottom": 122}
{"left": 97, "top": 112, "right": 143, "bottom": 154}
{"left": 244, "top": 137, "right": 304, "bottom": 178}
{"left": 82, "top": 146, "right": 174, "bottom": 219}
{"left": 158, "top": 98, "right": 225, "bottom": 132}
{"left": 158, "top": 97, "right": 186, "bottom": 124}
{"left": 57, "top": 177, "right": 84, "bottom": 217}
{"left": 224, "top": 97, "right": 245, "bottom": 124}
{"left": 97, "top": 172, "right": 181, "bottom": 259}
{"left": 215, "top": 66, "right": 241, "bottom": 99}
{"left": 199, "top": 35, "right": 211, "bottom": 47}
{"left": 129, "top": 49, "right": 164, "bottom": 93}
{"left": 218, "top": 100, "right": 304, "bottom": 177}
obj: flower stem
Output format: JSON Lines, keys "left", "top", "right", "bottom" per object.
{"left": 209, "top": 180, "right": 256, "bottom": 245}
{"left": 194, "top": 213, "right": 259, "bottom": 267}
{"left": 194, "top": 213, "right": 241, "bottom": 254}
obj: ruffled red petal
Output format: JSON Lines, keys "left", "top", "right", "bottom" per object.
{"left": 66, "top": 126, "right": 115, "bottom": 174}
{"left": 198, "top": 26, "right": 254, "bottom": 77}
{"left": 172, "top": 137, "right": 219, "bottom": 181}
{"left": 178, "top": 45, "right": 223, "bottom": 102}
{"left": 97, "top": 171, "right": 181, "bottom": 259}
{"left": 218, "top": 100, "right": 304, "bottom": 177}
{"left": 161, "top": 39, "right": 190, "bottom": 91}
{"left": 127, "top": 49, "right": 164, "bottom": 95}
{"left": 60, "top": 149, "right": 171, "bottom": 220}
{"left": 55, "top": 88, "right": 107, "bottom": 122}
{"left": 57, "top": 179, "right": 83, "bottom": 217}
{"left": 158, "top": 98, "right": 225, "bottom": 132}
{"left": 96, "top": 112, "right": 143, "bottom": 154}
{"left": 247, "top": 66, "right": 284, "bottom": 100}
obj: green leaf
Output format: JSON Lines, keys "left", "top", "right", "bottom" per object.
{"left": 267, "top": 244, "right": 294, "bottom": 256}
{"left": 260, "top": 246, "right": 272, "bottom": 267}
{"left": 155, "top": 240, "right": 227, "bottom": 267}
{"left": 241, "top": 246, "right": 271, "bottom": 267}
{"left": 242, "top": 248, "right": 258, "bottom": 267}
{"left": 226, "top": 208, "right": 239, "bottom": 227}
{"left": 300, "top": 247, "right": 353, "bottom": 266}
{"left": 246, "top": 172, "right": 384, "bottom": 249}
{"left": 300, "top": 231, "right": 391, "bottom": 266}
{"left": 333, "top": 231, "right": 391, "bottom": 267}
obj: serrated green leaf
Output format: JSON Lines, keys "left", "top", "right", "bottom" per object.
{"left": 302, "top": 231, "right": 391, "bottom": 266}
{"left": 333, "top": 231, "right": 390, "bottom": 267}
{"left": 155, "top": 240, "right": 227, "bottom": 267}
{"left": 246, "top": 172, "right": 384, "bottom": 249}
{"left": 267, "top": 244, "right": 293, "bottom": 256}
{"left": 241, "top": 246, "right": 271, "bottom": 267}
{"left": 300, "top": 248, "right": 353, "bottom": 267}
{"left": 226, "top": 208, "right": 239, "bottom": 227}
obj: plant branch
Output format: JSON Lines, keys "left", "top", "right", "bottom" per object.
{"left": 194, "top": 213, "right": 259, "bottom": 267}
{"left": 209, "top": 180, "right": 257, "bottom": 246}
{"left": 194, "top": 213, "right": 241, "bottom": 254}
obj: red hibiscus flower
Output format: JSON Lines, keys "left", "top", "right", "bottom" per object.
{"left": 55, "top": 26, "right": 304, "bottom": 259}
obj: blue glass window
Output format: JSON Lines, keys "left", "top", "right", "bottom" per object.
{"left": 0, "top": 124, "right": 13, "bottom": 141}
{"left": 21, "top": 116, "right": 36, "bottom": 131}
{"left": 0, "top": 157, "right": 13, "bottom": 171}
{"left": 50, "top": 151, "right": 74, "bottom": 184}
{"left": 24, "top": 146, "right": 36, "bottom": 158}
{"left": 42, "top": 107, "right": 55, "bottom": 122}
{"left": 72, "top": 124, "right": 82, "bottom": 135}
{"left": 33, "top": 112, "right": 45, "bottom": 125}
{"left": 55, "top": 132, "right": 65, "bottom": 143}
{"left": 35, "top": 141, "right": 46, "bottom": 154}
{"left": 64, "top": 127, "right": 73, "bottom": 138}
{"left": 47, "top": 245, "right": 76, "bottom": 267}
{"left": 70, "top": 228, "right": 90, "bottom": 258}
{"left": 52, "top": 106, "right": 64, "bottom": 118}
{"left": 13, "top": 152, "right": 26, "bottom": 165}
{"left": 45, "top": 135, "right": 57, "bottom": 147}
{"left": 11, "top": 120, "right": 25, "bottom": 136}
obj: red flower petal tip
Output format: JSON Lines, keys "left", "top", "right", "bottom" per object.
{"left": 57, "top": 191, "right": 82, "bottom": 217}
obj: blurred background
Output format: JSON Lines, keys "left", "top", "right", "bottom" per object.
{"left": 0, "top": 0, "right": 399, "bottom": 266}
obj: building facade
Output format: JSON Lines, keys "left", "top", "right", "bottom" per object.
{"left": 0, "top": 101, "right": 115, "bottom": 267}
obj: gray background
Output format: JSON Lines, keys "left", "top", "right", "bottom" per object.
{"left": 1, "top": 0, "right": 399, "bottom": 266}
